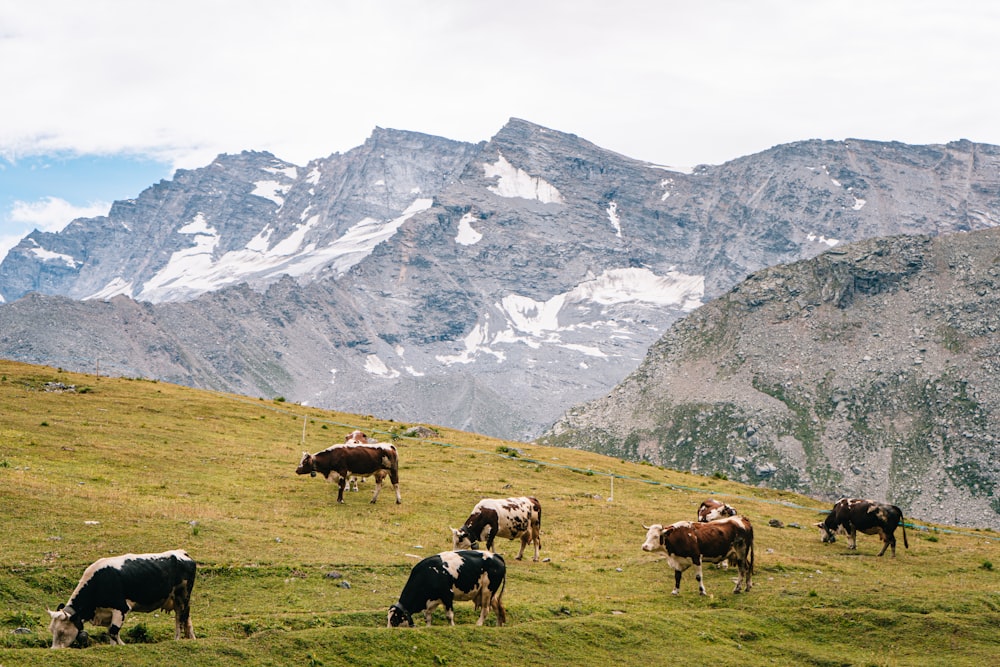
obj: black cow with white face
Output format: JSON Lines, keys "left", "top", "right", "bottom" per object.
{"left": 388, "top": 550, "right": 506, "bottom": 627}
{"left": 47, "top": 550, "right": 196, "bottom": 648}
{"left": 816, "top": 498, "right": 909, "bottom": 557}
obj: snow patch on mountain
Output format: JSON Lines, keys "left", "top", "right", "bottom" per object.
{"left": 252, "top": 180, "right": 288, "bottom": 207}
{"left": 89, "top": 199, "right": 434, "bottom": 303}
{"left": 365, "top": 354, "right": 400, "bottom": 378}
{"left": 455, "top": 212, "right": 483, "bottom": 245}
{"left": 29, "top": 241, "right": 81, "bottom": 268}
{"left": 607, "top": 202, "right": 622, "bottom": 237}
{"left": 484, "top": 153, "right": 564, "bottom": 204}
{"left": 436, "top": 267, "right": 704, "bottom": 365}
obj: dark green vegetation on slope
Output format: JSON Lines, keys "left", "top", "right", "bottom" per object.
{"left": 1, "top": 360, "right": 997, "bottom": 666}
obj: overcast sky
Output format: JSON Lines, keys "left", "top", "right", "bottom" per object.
{"left": 3, "top": 0, "right": 1000, "bottom": 259}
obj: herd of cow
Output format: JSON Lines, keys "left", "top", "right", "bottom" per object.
{"left": 43, "top": 431, "right": 911, "bottom": 648}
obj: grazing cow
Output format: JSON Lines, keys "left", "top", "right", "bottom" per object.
{"left": 451, "top": 496, "right": 542, "bottom": 561}
{"left": 47, "top": 549, "right": 196, "bottom": 648}
{"left": 697, "top": 499, "right": 739, "bottom": 569}
{"left": 295, "top": 437, "right": 401, "bottom": 504}
{"left": 387, "top": 550, "right": 507, "bottom": 627}
{"left": 641, "top": 516, "right": 754, "bottom": 595}
{"left": 697, "top": 498, "right": 738, "bottom": 522}
{"left": 816, "top": 498, "right": 909, "bottom": 557}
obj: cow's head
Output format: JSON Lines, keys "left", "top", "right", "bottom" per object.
{"left": 815, "top": 521, "right": 837, "bottom": 543}
{"left": 47, "top": 604, "right": 87, "bottom": 649}
{"left": 641, "top": 524, "right": 666, "bottom": 552}
{"left": 451, "top": 527, "right": 478, "bottom": 551}
{"left": 296, "top": 452, "right": 316, "bottom": 477}
{"left": 345, "top": 430, "right": 368, "bottom": 444}
{"left": 387, "top": 603, "right": 414, "bottom": 627}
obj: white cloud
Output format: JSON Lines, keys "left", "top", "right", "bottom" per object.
{"left": 10, "top": 196, "right": 110, "bottom": 233}
{"left": 3, "top": 1, "right": 999, "bottom": 173}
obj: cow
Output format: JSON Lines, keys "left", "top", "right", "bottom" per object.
{"left": 641, "top": 516, "right": 754, "bottom": 596}
{"left": 295, "top": 437, "right": 401, "bottom": 504}
{"left": 816, "top": 497, "right": 909, "bottom": 557}
{"left": 450, "top": 496, "right": 542, "bottom": 562}
{"left": 697, "top": 499, "right": 739, "bottom": 569}
{"left": 697, "top": 498, "right": 738, "bottom": 522}
{"left": 47, "top": 549, "right": 196, "bottom": 648}
{"left": 341, "top": 430, "right": 370, "bottom": 491}
{"left": 387, "top": 550, "right": 507, "bottom": 627}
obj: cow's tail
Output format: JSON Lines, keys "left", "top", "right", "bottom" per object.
{"left": 494, "top": 570, "right": 507, "bottom": 626}
{"left": 897, "top": 507, "right": 909, "bottom": 549}
{"left": 388, "top": 447, "right": 401, "bottom": 485}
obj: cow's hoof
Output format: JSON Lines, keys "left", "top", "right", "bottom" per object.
{"left": 396, "top": 500, "right": 401, "bottom": 504}
{"left": 671, "top": 590, "right": 679, "bottom": 596}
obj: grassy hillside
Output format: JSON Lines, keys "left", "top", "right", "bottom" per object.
{"left": 1, "top": 359, "right": 997, "bottom": 666}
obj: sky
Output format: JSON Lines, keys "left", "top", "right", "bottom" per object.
{"left": 3, "top": 0, "right": 1000, "bottom": 260}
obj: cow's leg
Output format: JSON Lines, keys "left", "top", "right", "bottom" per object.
{"left": 336, "top": 476, "right": 347, "bottom": 503}
{"left": 672, "top": 568, "right": 682, "bottom": 595}
{"left": 515, "top": 534, "right": 528, "bottom": 560}
{"left": 532, "top": 529, "right": 541, "bottom": 562}
{"left": 732, "top": 552, "right": 747, "bottom": 593}
{"left": 370, "top": 470, "right": 386, "bottom": 504}
{"left": 693, "top": 558, "right": 707, "bottom": 596}
{"left": 476, "top": 590, "right": 490, "bottom": 625}
{"left": 444, "top": 601, "right": 455, "bottom": 626}
{"left": 389, "top": 468, "right": 401, "bottom": 504}
{"left": 174, "top": 584, "right": 195, "bottom": 639}
{"left": 877, "top": 531, "right": 894, "bottom": 557}
{"left": 108, "top": 609, "right": 126, "bottom": 645}
{"left": 485, "top": 527, "right": 497, "bottom": 553}
{"left": 847, "top": 529, "right": 857, "bottom": 550}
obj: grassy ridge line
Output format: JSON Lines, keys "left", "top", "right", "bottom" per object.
{"left": 1, "top": 360, "right": 998, "bottom": 666}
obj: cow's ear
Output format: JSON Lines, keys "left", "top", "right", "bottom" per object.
{"left": 56, "top": 603, "right": 65, "bottom": 611}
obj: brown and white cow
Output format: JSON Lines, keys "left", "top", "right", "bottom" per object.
{"left": 340, "top": 430, "right": 370, "bottom": 491}
{"left": 295, "top": 436, "right": 401, "bottom": 504}
{"left": 697, "top": 498, "right": 738, "bottom": 522}
{"left": 451, "top": 497, "right": 542, "bottom": 561}
{"left": 697, "top": 499, "right": 739, "bottom": 568}
{"left": 816, "top": 498, "right": 909, "bottom": 557}
{"left": 642, "top": 516, "right": 754, "bottom": 595}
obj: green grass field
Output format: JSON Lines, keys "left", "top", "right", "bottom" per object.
{"left": 1, "top": 360, "right": 997, "bottom": 666}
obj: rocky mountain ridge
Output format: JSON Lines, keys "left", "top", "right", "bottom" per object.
{"left": 1, "top": 119, "right": 999, "bottom": 444}
{"left": 541, "top": 228, "right": 1000, "bottom": 528}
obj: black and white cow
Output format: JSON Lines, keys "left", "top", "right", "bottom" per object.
{"left": 47, "top": 549, "right": 196, "bottom": 648}
{"left": 451, "top": 496, "right": 542, "bottom": 561}
{"left": 816, "top": 497, "right": 909, "bottom": 557}
{"left": 388, "top": 550, "right": 507, "bottom": 627}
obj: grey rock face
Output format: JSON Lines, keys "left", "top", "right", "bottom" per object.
{"left": 1, "top": 120, "right": 999, "bottom": 449}
{"left": 540, "top": 229, "right": 1000, "bottom": 528}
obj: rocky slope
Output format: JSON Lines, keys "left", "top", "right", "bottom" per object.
{"left": 540, "top": 228, "right": 1000, "bottom": 528}
{"left": 2, "top": 120, "right": 999, "bottom": 442}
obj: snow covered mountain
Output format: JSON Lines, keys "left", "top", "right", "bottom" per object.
{"left": 1, "top": 120, "right": 998, "bottom": 440}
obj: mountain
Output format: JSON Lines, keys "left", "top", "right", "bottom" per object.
{"left": 2, "top": 119, "right": 999, "bottom": 442}
{"left": 540, "top": 227, "right": 1000, "bottom": 528}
